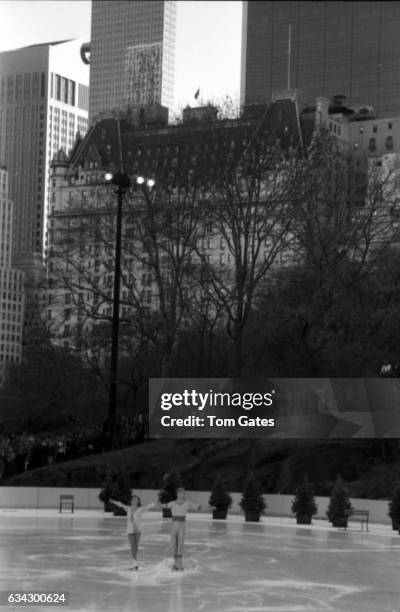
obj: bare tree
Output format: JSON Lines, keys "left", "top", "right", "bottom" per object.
{"left": 49, "top": 161, "right": 206, "bottom": 379}
{"left": 291, "top": 130, "right": 398, "bottom": 286}
{"left": 120, "top": 179, "right": 206, "bottom": 376}
{"left": 250, "top": 130, "right": 400, "bottom": 374}
{"left": 196, "top": 116, "right": 301, "bottom": 376}
{"left": 182, "top": 260, "right": 227, "bottom": 375}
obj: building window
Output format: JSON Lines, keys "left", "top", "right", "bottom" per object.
{"left": 386, "top": 136, "right": 394, "bottom": 150}
{"left": 373, "top": 125, "right": 378, "bottom": 133}
{"left": 388, "top": 122, "right": 393, "bottom": 130}
{"left": 55, "top": 74, "right": 61, "bottom": 101}
{"left": 368, "top": 138, "right": 377, "bottom": 152}
{"left": 68, "top": 80, "right": 75, "bottom": 106}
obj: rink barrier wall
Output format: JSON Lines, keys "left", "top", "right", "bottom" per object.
{"left": 0, "top": 487, "right": 391, "bottom": 523}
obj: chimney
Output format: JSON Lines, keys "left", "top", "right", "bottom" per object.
{"left": 315, "top": 97, "right": 329, "bottom": 127}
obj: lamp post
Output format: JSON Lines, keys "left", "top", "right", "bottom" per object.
{"left": 105, "top": 171, "right": 130, "bottom": 449}
{"left": 104, "top": 171, "right": 154, "bottom": 449}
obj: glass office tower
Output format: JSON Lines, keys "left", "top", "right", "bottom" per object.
{"left": 89, "top": 0, "right": 176, "bottom": 122}
{"left": 0, "top": 40, "right": 89, "bottom": 260}
{"left": 241, "top": 1, "right": 400, "bottom": 117}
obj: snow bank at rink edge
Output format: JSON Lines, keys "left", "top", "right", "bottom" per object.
{"left": 0, "top": 487, "right": 393, "bottom": 524}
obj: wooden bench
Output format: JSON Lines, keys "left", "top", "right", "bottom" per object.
{"left": 59, "top": 494, "right": 74, "bottom": 513}
{"left": 349, "top": 509, "right": 369, "bottom": 531}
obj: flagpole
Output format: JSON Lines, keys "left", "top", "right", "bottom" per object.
{"left": 288, "top": 23, "right": 291, "bottom": 91}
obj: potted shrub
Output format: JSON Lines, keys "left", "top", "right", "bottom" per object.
{"left": 110, "top": 466, "right": 131, "bottom": 516}
{"left": 240, "top": 472, "right": 266, "bottom": 522}
{"left": 291, "top": 475, "right": 318, "bottom": 524}
{"left": 159, "top": 469, "right": 181, "bottom": 518}
{"left": 388, "top": 484, "right": 400, "bottom": 530}
{"left": 327, "top": 476, "right": 353, "bottom": 528}
{"left": 98, "top": 466, "right": 115, "bottom": 512}
{"left": 209, "top": 475, "right": 232, "bottom": 520}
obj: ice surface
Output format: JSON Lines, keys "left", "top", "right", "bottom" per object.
{"left": 0, "top": 511, "right": 399, "bottom": 611}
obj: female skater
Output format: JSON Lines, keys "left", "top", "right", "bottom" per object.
{"left": 163, "top": 487, "right": 201, "bottom": 571}
{"left": 110, "top": 493, "right": 156, "bottom": 570}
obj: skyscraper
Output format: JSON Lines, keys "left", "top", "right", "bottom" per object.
{"left": 241, "top": 1, "right": 400, "bottom": 117}
{"left": 0, "top": 166, "right": 24, "bottom": 383}
{"left": 89, "top": 0, "right": 176, "bottom": 121}
{"left": 0, "top": 39, "right": 89, "bottom": 265}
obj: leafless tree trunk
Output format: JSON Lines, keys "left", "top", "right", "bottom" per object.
{"left": 196, "top": 123, "right": 300, "bottom": 376}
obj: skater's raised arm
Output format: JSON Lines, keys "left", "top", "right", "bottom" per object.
{"left": 109, "top": 498, "right": 129, "bottom": 511}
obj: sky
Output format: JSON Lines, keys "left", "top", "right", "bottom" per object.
{"left": 0, "top": 0, "right": 243, "bottom": 112}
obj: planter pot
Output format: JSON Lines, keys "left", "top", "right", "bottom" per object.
{"left": 162, "top": 507, "right": 172, "bottom": 519}
{"left": 296, "top": 513, "right": 312, "bottom": 525}
{"left": 113, "top": 506, "right": 127, "bottom": 517}
{"left": 244, "top": 510, "right": 260, "bottom": 522}
{"left": 332, "top": 516, "right": 348, "bottom": 528}
{"left": 212, "top": 509, "right": 228, "bottom": 520}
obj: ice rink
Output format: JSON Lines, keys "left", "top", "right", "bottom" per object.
{"left": 1, "top": 510, "right": 400, "bottom": 612}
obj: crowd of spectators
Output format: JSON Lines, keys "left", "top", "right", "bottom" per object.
{"left": 0, "top": 413, "right": 147, "bottom": 481}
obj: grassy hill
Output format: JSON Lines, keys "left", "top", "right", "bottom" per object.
{"left": 4, "top": 438, "right": 400, "bottom": 498}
